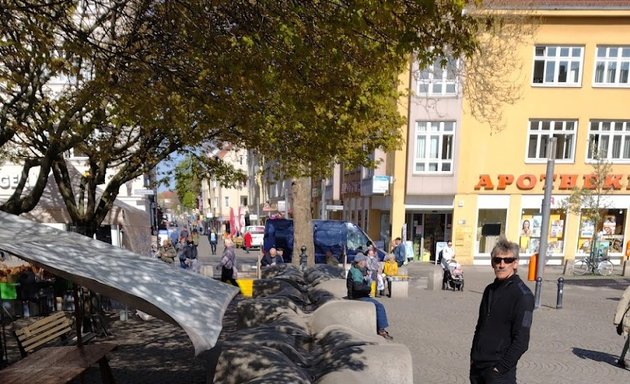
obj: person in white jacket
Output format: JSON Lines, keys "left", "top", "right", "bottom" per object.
{"left": 614, "top": 285, "right": 630, "bottom": 368}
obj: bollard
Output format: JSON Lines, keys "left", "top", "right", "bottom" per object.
{"left": 556, "top": 277, "right": 564, "bottom": 309}
{"left": 534, "top": 277, "right": 543, "bottom": 309}
{"left": 299, "top": 245, "right": 308, "bottom": 272}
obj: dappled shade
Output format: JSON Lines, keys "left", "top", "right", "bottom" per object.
{"left": 0, "top": 211, "right": 239, "bottom": 355}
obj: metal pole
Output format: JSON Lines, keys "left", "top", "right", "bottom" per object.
{"left": 284, "top": 183, "right": 289, "bottom": 218}
{"left": 320, "top": 179, "right": 326, "bottom": 220}
{"left": 534, "top": 138, "right": 557, "bottom": 309}
{"left": 534, "top": 277, "right": 543, "bottom": 309}
{"left": 556, "top": 277, "right": 564, "bottom": 309}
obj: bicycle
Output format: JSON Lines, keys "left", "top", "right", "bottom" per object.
{"left": 572, "top": 255, "right": 614, "bottom": 276}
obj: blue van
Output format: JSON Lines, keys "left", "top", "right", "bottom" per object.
{"left": 263, "top": 219, "right": 386, "bottom": 264}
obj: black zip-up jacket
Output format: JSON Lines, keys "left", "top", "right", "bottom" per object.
{"left": 471, "top": 274, "right": 534, "bottom": 373}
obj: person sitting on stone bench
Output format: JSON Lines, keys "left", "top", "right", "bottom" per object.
{"left": 346, "top": 254, "right": 393, "bottom": 340}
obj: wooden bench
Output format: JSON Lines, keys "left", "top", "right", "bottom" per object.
{"left": 0, "top": 343, "right": 117, "bottom": 384}
{"left": 14, "top": 311, "right": 96, "bottom": 358}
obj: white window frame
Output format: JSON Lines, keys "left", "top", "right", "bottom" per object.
{"left": 224, "top": 196, "right": 229, "bottom": 208}
{"left": 415, "top": 57, "right": 458, "bottom": 97}
{"left": 587, "top": 120, "right": 630, "bottom": 163}
{"left": 413, "top": 121, "right": 455, "bottom": 174}
{"left": 532, "top": 45, "right": 584, "bottom": 87}
{"left": 526, "top": 120, "right": 577, "bottom": 163}
{"left": 593, "top": 46, "right": 630, "bottom": 87}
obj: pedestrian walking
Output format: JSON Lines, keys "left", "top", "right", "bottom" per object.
{"left": 243, "top": 230, "right": 252, "bottom": 254}
{"left": 470, "top": 237, "right": 534, "bottom": 384}
{"left": 208, "top": 228, "right": 218, "bottom": 255}
{"left": 219, "top": 239, "right": 240, "bottom": 290}
{"left": 614, "top": 285, "right": 630, "bottom": 368}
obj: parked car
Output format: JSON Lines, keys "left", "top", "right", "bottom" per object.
{"left": 244, "top": 225, "right": 265, "bottom": 249}
{"left": 263, "top": 219, "right": 385, "bottom": 263}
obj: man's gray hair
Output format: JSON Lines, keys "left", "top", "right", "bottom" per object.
{"left": 491, "top": 237, "right": 520, "bottom": 259}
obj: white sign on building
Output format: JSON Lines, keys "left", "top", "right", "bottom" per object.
{"left": 372, "top": 175, "right": 390, "bottom": 194}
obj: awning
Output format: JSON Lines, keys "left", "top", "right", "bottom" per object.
{"left": 0, "top": 211, "right": 239, "bottom": 355}
{"left": 15, "top": 170, "right": 152, "bottom": 255}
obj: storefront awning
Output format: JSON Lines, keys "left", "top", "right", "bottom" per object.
{"left": 0, "top": 211, "right": 239, "bottom": 355}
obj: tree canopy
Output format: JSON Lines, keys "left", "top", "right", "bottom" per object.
{"left": 1, "top": 0, "right": 482, "bottom": 242}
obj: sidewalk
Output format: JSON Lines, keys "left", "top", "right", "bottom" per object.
{"left": 388, "top": 261, "right": 630, "bottom": 383}
{"left": 3, "top": 237, "right": 628, "bottom": 383}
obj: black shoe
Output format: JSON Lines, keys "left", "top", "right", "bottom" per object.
{"left": 377, "top": 329, "right": 393, "bottom": 340}
{"left": 617, "top": 359, "right": 627, "bottom": 368}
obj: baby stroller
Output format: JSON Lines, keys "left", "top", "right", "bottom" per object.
{"left": 441, "top": 260, "right": 464, "bottom": 291}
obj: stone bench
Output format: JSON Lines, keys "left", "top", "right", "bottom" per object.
{"left": 208, "top": 264, "right": 413, "bottom": 383}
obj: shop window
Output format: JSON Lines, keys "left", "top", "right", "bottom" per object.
{"left": 577, "top": 209, "right": 626, "bottom": 255}
{"left": 477, "top": 209, "right": 506, "bottom": 253}
{"left": 520, "top": 209, "right": 566, "bottom": 255}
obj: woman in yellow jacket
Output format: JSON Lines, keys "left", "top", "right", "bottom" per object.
{"left": 383, "top": 255, "right": 399, "bottom": 298}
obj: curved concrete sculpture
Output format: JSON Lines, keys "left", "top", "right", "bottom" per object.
{"left": 212, "top": 264, "right": 413, "bottom": 383}
{"left": 0, "top": 211, "right": 239, "bottom": 355}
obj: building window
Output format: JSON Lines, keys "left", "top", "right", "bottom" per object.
{"left": 587, "top": 120, "right": 630, "bottom": 161}
{"left": 416, "top": 57, "right": 457, "bottom": 96}
{"left": 477, "top": 209, "right": 506, "bottom": 254}
{"left": 594, "top": 46, "right": 630, "bottom": 87}
{"left": 224, "top": 196, "right": 229, "bottom": 208}
{"left": 414, "top": 121, "right": 454, "bottom": 173}
{"left": 577, "top": 209, "right": 626, "bottom": 255}
{"left": 519, "top": 209, "right": 566, "bottom": 255}
{"left": 526, "top": 120, "right": 576, "bottom": 162}
{"left": 532, "top": 45, "right": 583, "bottom": 86}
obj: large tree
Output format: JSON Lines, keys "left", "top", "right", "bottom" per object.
{"left": 2, "top": 1, "right": 482, "bottom": 259}
{"left": 173, "top": 0, "right": 482, "bottom": 263}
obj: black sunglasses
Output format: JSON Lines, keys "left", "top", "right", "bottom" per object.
{"left": 492, "top": 257, "right": 516, "bottom": 264}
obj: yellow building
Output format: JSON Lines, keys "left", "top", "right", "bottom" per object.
{"left": 455, "top": 2, "right": 630, "bottom": 265}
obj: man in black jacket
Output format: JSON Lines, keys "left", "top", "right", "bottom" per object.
{"left": 470, "top": 237, "right": 534, "bottom": 384}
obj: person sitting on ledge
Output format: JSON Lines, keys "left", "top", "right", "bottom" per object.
{"left": 346, "top": 254, "right": 393, "bottom": 340}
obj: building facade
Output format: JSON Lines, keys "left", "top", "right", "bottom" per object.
{"left": 455, "top": 2, "right": 630, "bottom": 265}
{"left": 201, "top": 144, "right": 250, "bottom": 234}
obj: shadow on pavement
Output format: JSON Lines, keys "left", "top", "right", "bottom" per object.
{"left": 563, "top": 278, "right": 630, "bottom": 291}
{"left": 572, "top": 347, "right": 618, "bottom": 366}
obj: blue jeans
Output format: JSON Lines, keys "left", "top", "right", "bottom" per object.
{"left": 359, "top": 297, "right": 389, "bottom": 330}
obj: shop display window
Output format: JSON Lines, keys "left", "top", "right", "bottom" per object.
{"left": 577, "top": 209, "right": 626, "bottom": 255}
{"left": 477, "top": 209, "right": 506, "bottom": 253}
{"left": 519, "top": 209, "right": 566, "bottom": 254}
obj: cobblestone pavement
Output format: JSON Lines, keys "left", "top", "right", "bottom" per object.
{"left": 2, "top": 236, "right": 629, "bottom": 383}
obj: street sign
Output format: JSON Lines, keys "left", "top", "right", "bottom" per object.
{"left": 133, "top": 189, "right": 154, "bottom": 195}
{"left": 372, "top": 175, "right": 390, "bottom": 194}
{"left": 326, "top": 204, "right": 344, "bottom": 211}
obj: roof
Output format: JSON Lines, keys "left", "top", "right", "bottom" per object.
{"left": 481, "top": 0, "right": 630, "bottom": 10}
{"left": 0, "top": 211, "right": 239, "bottom": 356}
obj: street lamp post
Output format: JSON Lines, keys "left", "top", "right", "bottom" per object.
{"left": 534, "top": 137, "right": 557, "bottom": 309}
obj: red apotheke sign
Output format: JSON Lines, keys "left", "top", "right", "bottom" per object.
{"left": 474, "top": 173, "right": 629, "bottom": 191}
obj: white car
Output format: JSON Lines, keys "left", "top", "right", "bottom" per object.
{"left": 244, "top": 225, "right": 265, "bottom": 249}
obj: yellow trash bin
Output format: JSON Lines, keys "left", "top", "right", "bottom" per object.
{"left": 237, "top": 279, "right": 254, "bottom": 297}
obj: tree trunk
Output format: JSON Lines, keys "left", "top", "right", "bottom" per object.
{"left": 291, "top": 177, "right": 314, "bottom": 266}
